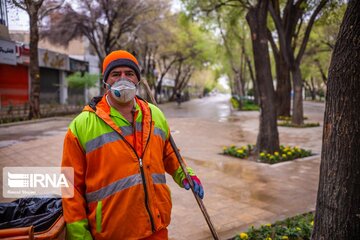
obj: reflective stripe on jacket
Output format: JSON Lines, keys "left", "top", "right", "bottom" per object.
{"left": 61, "top": 95, "right": 194, "bottom": 239}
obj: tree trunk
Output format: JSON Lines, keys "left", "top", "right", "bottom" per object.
{"left": 28, "top": 6, "right": 41, "bottom": 119}
{"left": 239, "top": 51, "right": 246, "bottom": 96}
{"left": 310, "top": 77, "right": 316, "bottom": 101}
{"left": 234, "top": 71, "right": 244, "bottom": 98}
{"left": 98, "top": 58, "right": 105, "bottom": 95}
{"left": 269, "top": 0, "right": 327, "bottom": 124}
{"left": 304, "top": 77, "right": 317, "bottom": 101}
{"left": 246, "top": 0, "right": 279, "bottom": 154}
{"left": 291, "top": 65, "right": 304, "bottom": 125}
{"left": 275, "top": 54, "right": 291, "bottom": 117}
{"left": 155, "top": 57, "right": 179, "bottom": 103}
{"left": 244, "top": 49, "right": 259, "bottom": 104}
{"left": 155, "top": 76, "right": 164, "bottom": 103}
{"left": 311, "top": 1, "right": 360, "bottom": 239}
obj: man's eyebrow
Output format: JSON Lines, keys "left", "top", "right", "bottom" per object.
{"left": 110, "top": 70, "right": 135, "bottom": 73}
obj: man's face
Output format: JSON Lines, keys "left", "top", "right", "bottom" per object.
{"left": 107, "top": 66, "right": 138, "bottom": 86}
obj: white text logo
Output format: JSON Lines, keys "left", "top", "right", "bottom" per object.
{"left": 3, "top": 167, "right": 74, "bottom": 198}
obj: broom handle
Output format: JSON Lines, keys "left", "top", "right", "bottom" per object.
{"left": 141, "top": 80, "right": 220, "bottom": 240}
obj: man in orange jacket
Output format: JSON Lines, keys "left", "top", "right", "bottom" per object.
{"left": 61, "top": 50, "right": 204, "bottom": 240}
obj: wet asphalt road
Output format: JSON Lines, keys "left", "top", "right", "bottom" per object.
{"left": 0, "top": 94, "right": 325, "bottom": 150}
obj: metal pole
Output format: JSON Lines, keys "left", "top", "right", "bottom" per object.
{"left": 141, "top": 79, "right": 220, "bottom": 240}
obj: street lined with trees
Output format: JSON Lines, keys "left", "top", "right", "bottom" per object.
{"left": 3, "top": 0, "right": 359, "bottom": 238}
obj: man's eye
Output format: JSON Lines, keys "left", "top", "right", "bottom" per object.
{"left": 112, "top": 73, "right": 120, "bottom": 77}
{"left": 126, "top": 72, "right": 135, "bottom": 76}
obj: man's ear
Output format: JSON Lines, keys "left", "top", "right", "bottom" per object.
{"left": 102, "top": 79, "right": 110, "bottom": 89}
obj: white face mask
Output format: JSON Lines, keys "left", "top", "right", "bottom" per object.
{"left": 105, "top": 78, "right": 137, "bottom": 103}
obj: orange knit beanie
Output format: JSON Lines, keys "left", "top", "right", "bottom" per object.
{"left": 102, "top": 50, "right": 141, "bottom": 82}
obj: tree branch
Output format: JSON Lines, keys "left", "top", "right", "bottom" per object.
{"left": 267, "top": 28, "right": 279, "bottom": 59}
{"left": 295, "top": 0, "right": 328, "bottom": 64}
{"left": 39, "top": 0, "right": 64, "bottom": 20}
{"left": 11, "top": 0, "right": 27, "bottom": 11}
{"left": 268, "top": 1, "right": 292, "bottom": 66}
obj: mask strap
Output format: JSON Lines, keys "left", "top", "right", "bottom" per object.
{"left": 135, "top": 80, "right": 141, "bottom": 87}
{"left": 103, "top": 80, "right": 111, "bottom": 90}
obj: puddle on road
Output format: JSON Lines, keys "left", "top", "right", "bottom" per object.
{"left": 186, "top": 157, "right": 281, "bottom": 203}
{"left": 189, "top": 157, "right": 268, "bottom": 182}
{"left": 0, "top": 128, "right": 67, "bottom": 148}
{"left": 218, "top": 115, "right": 241, "bottom": 123}
{"left": 170, "top": 130, "right": 180, "bottom": 134}
{"left": 42, "top": 130, "right": 67, "bottom": 136}
{"left": 0, "top": 136, "right": 38, "bottom": 148}
{"left": 0, "top": 140, "right": 21, "bottom": 148}
{"left": 20, "top": 136, "right": 37, "bottom": 141}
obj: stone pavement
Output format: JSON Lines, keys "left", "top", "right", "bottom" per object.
{"left": 0, "top": 98, "right": 325, "bottom": 240}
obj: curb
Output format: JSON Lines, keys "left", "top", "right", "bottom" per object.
{"left": 269, "top": 154, "right": 320, "bottom": 168}
{"left": 0, "top": 117, "right": 74, "bottom": 128}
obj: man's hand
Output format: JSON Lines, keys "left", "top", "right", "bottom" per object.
{"left": 182, "top": 176, "right": 204, "bottom": 199}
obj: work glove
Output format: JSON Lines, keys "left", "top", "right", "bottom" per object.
{"left": 182, "top": 176, "right": 204, "bottom": 199}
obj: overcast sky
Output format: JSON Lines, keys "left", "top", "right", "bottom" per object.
{"left": 7, "top": 0, "right": 183, "bottom": 31}
{"left": 8, "top": 5, "right": 29, "bottom": 31}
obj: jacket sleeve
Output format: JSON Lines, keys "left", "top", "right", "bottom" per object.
{"left": 61, "top": 129, "right": 93, "bottom": 240}
{"left": 149, "top": 103, "right": 196, "bottom": 187}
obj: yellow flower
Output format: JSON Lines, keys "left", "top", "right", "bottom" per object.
{"left": 281, "top": 236, "right": 289, "bottom": 240}
{"left": 282, "top": 154, "right": 287, "bottom": 158}
{"left": 260, "top": 152, "right": 265, "bottom": 157}
{"left": 287, "top": 151, "right": 292, "bottom": 155}
{"left": 296, "top": 227, "right": 302, "bottom": 231}
{"left": 310, "top": 221, "right": 314, "bottom": 226}
{"left": 265, "top": 237, "right": 272, "bottom": 240}
{"left": 242, "top": 146, "right": 247, "bottom": 150}
{"left": 267, "top": 153, "right": 271, "bottom": 157}
{"left": 274, "top": 152, "right": 279, "bottom": 156}
{"left": 239, "top": 232, "right": 248, "bottom": 239}
{"left": 265, "top": 223, "right": 271, "bottom": 227}
{"left": 237, "top": 149, "right": 244, "bottom": 154}
{"left": 223, "top": 146, "right": 227, "bottom": 150}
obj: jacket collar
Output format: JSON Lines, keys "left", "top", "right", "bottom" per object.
{"left": 83, "top": 95, "right": 152, "bottom": 148}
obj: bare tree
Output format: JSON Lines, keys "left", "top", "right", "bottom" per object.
{"left": 312, "top": 0, "right": 360, "bottom": 238}
{"left": 10, "top": 0, "right": 63, "bottom": 119}
{"left": 170, "top": 59, "right": 195, "bottom": 101}
{"left": 42, "top": 0, "right": 165, "bottom": 90}
{"left": 155, "top": 52, "right": 182, "bottom": 102}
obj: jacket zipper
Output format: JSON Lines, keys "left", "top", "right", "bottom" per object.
{"left": 139, "top": 157, "right": 155, "bottom": 232}
{"left": 120, "top": 121, "right": 155, "bottom": 232}
{"left": 97, "top": 106, "right": 155, "bottom": 232}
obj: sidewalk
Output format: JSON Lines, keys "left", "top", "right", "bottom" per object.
{"left": 0, "top": 100, "right": 325, "bottom": 240}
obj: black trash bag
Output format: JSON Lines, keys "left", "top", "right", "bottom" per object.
{"left": 0, "top": 198, "right": 62, "bottom": 232}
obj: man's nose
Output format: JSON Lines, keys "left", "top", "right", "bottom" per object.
{"left": 119, "top": 72, "right": 127, "bottom": 78}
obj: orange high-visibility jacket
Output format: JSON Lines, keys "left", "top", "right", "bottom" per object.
{"left": 61, "top": 95, "right": 194, "bottom": 239}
